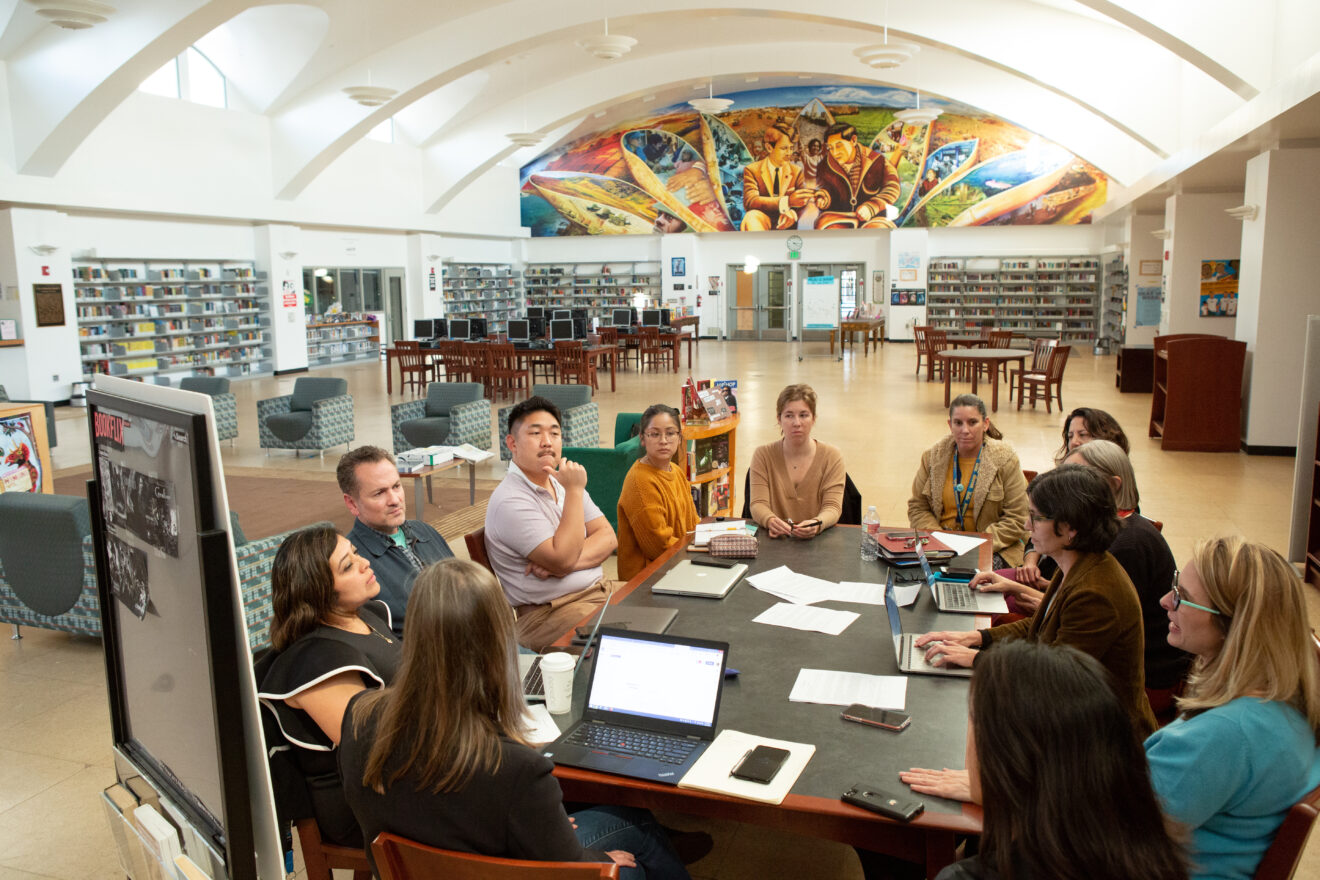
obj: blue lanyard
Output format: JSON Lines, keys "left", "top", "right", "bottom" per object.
{"left": 952, "top": 445, "right": 982, "bottom": 527}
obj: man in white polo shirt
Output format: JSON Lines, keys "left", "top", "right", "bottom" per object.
{"left": 484, "top": 395, "right": 618, "bottom": 650}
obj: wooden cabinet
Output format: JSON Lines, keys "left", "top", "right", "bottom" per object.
{"left": 1148, "top": 334, "right": 1245, "bottom": 451}
{"left": 1116, "top": 345, "right": 1154, "bottom": 393}
{"left": 682, "top": 414, "right": 738, "bottom": 517}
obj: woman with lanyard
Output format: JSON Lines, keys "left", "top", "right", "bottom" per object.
{"left": 907, "top": 393, "right": 1029, "bottom": 569}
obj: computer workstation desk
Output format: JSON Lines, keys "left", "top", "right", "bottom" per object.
{"left": 549, "top": 525, "right": 989, "bottom": 874}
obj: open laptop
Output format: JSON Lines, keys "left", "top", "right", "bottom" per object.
{"left": 885, "top": 574, "right": 973, "bottom": 678}
{"left": 519, "top": 594, "right": 611, "bottom": 702}
{"left": 651, "top": 559, "right": 747, "bottom": 599}
{"left": 545, "top": 628, "right": 729, "bottom": 783}
{"left": 917, "top": 545, "right": 1007, "bottom": 614}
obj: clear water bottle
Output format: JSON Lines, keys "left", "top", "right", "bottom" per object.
{"left": 860, "top": 505, "right": 881, "bottom": 561}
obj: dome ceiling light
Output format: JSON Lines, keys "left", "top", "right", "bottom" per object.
{"left": 25, "top": 0, "right": 115, "bottom": 29}
{"left": 342, "top": 85, "right": 397, "bottom": 107}
{"left": 894, "top": 89, "right": 941, "bottom": 125}
{"left": 854, "top": 42, "right": 919, "bottom": 69}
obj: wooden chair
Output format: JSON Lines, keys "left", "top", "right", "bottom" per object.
{"left": 1022, "top": 469, "right": 1038, "bottom": 484}
{"left": 465, "top": 342, "right": 495, "bottom": 399}
{"left": 984, "top": 329, "right": 1015, "bottom": 382}
{"left": 438, "top": 340, "right": 469, "bottom": 383}
{"left": 923, "top": 328, "right": 948, "bottom": 382}
{"left": 489, "top": 342, "right": 528, "bottom": 401}
{"left": 394, "top": 340, "right": 434, "bottom": 395}
{"left": 913, "top": 325, "right": 933, "bottom": 376}
{"left": 1010, "top": 338, "right": 1056, "bottom": 402}
{"left": 1253, "top": 780, "right": 1320, "bottom": 880}
{"left": 373, "top": 832, "right": 619, "bottom": 880}
{"left": 638, "top": 327, "right": 672, "bottom": 372}
{"left": 296, "top": 818, "right": 372, "bottom": 880}
{"left": 1017, "top": 344, "right": 1071, "bottom": 412}
{"left": 555, "top": 340, "right": 598, "bottom": 392}
{"left": 464, "top": 528, "right": 494, "bottom": 575}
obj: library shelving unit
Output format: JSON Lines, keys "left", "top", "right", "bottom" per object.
{"left": 1306, "top": 403, "right": 1320, "bottom": 587}
{"left": 1102, "top": 257, "right": 1128, "bottom": 348}
{"left": 682, "top": 414, "right": 738, "bottom": 518}
{"left": 523, "top": 262, "right": 661, "bottom": 322}
{"left": 74, "top": 260, "right": 270, "bottom": 383}
{"left": 305, "top": 314, "right": 380, "bottom": 364}
{"left": 443, "top": 262, "right": 521, "bottom": 333}
{"left": 926, "top": 255, "right": 1099, "bottom": 342}
{"left": 1148, "top": 334, "right": 1245, "bottom": 452}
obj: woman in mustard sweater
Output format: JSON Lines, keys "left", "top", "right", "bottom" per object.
{"left": 616, "top": 404, "right": 699, "bottom": 580}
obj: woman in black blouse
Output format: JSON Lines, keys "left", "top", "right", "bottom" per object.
{"left": 258, "top": 524, "right": 400, "bottom": 846}
{"left": 339, "top": 559, "right": 690, "bottom": 879}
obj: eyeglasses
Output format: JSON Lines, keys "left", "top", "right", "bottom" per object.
{"left": 643, "top": 430, "right": 681, "bottom": 441}
{"left": 1028, "top": 509, "right": 1052, "bottom": 525}
{"left": 1171, "top": 570, "right": 1222, "bottom": 616}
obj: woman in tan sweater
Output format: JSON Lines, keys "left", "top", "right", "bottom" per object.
{"left": 616, "top": 404, "right": 700, "bottom": 580}
{"left": 749, "top": 384, "right": 845, "bottom": 540}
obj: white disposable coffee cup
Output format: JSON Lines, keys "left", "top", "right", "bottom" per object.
{"left": 540, "top": 652, "right": 576, "bottom": 715}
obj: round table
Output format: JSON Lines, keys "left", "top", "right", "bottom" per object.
{"left": 938, "top": 348, "right": 1033, "bottom": 412}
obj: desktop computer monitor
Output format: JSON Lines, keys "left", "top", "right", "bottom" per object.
{"left": 571, "top": 308, "right": 588, "bottom": 324}
{"left": 447, "top": 318, "right": 470, "bottom": 340}
{"left": 413, "top": 319, "right": 434, "bottom": 338}
{"left": 611, "top": 308, "right": 632, "bottom": 327}
{"left": 507, "top": 319, "right": 530, "bottom": 342}
{"left": 468, "top": 317, "right": 489, "bottom": 339}
{"left": 660, "top": 308, "right": 672, "bottom": 325}
{"left": 572, "top": 317, "right": 587, "bottom": 340}
{"left": 641, "top": 309, "right": 662, "bottom": 327}
{"left": 527, "top": 306, "right": 545, "bottom": 319}
{"left": 550, "top": 318, "right": 574, "bottom": 342}
{"left": 433, "top": 318, "right": 448, "bottom": 340}
{"left": 552, "top": 309, "right": 571, "bottom": 320}
{"left": 528, "top": 316, "right": 546, "bottom": 339}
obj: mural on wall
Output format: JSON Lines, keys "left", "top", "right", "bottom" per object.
{"left": 520, "top": 86, "right": 1108, "bottom": 237}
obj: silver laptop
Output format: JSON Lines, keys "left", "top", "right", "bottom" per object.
{"left": 916, "top": 545, "right": 1007, "bottom": 614}
{"left": 519, "top": 595, "right": 611, "bottom": 701}
{"left": 885, "top": 576, "right": 973, "bottom": 679}
{"left": 651, "top": 559, "right": 747, "bottom": 599}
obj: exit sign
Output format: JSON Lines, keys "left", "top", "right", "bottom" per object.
{"left": 788, "top": 250, "right": 800, "bottom": 260}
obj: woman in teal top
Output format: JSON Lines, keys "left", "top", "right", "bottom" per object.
{"left": 1145, "top": 536, "right": 1320, "bottom": 880}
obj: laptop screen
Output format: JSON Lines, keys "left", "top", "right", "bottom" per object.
{"left": 916, "top": 543, "right": 939, "bottom": 596}
{"left": 883, "top": 571, "right": 904, "bottom": 656}
{"left": 507, "top": 319, "right": 529, "bottom": 342}
{"left": 588, "top": 632, "right": 725, "bottom": 728}
{"left": 550, "top": 318, "right": 574, "bottom": 341}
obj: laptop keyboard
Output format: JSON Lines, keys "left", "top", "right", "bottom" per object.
{"left": 941, "top": 582, "right": 977, "bottom": 610}
{"left": 523, "top": 658, "right": 544, "bottom": 697}
{"left": 566, "top": 723, "right": 699, "bottom": 764}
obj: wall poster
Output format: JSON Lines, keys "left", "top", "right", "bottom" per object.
{"left": 33, "top": 283, "right": 65, "bottom": 327}
{"left": 1136, "top": 286, "right": 1162, "bottom": 327}
{"left": 1199, "top": 259, "right": 1239, "bottom": 317}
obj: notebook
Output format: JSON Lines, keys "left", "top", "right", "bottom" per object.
{"left": 651, "top": 559, "right": 747, "bottom": 599}
{"left": 544, "top": 628, "right": 729, "bottom": 783}
{"left": 916, "top": 547, "right": 1008, "bottom": 614}
{"left": 520, "top": 595, "right": 611, "bottom": 701}
{"left": 884, "top": 576, "right": 973, "bottom": 679}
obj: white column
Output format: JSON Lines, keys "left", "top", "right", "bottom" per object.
{"left": 1236, "top": 147, "right": 1320, "bottom": 451}
{"left": 252, "top": 224, "right": 308, "bottom": 373}
{"left": 0, "top": 208, "right": 80, "bottom": 400}
{"left": 887, "top": 228, "right": 929, "bottom": 341}
{"left": 1159, "top": 192, "right": 1243, "bottom": 336}
{"left": 406, "top": 233, "right": 445, "bottom": 324}
{"left": 1124, "top": 213, "right": 1163, "bottom": 347}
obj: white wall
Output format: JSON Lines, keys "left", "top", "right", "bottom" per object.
{"left": 0, "top": 208, "right": 81, "bottom": 400}
{"left": 1160, "top": 192, "right": 1244, "bottom": 336}
{"left": 1122, "top": 213, "right": 1163, "bottom": 347}
{"left": 927, "top": 225, "right": 1103, "bottom": 256}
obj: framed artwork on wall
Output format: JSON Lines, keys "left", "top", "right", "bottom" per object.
{"left": 671, "top": 257, "right": 686, "bottom": 276}
{"left": 33, "top": 283, "right": 65, "bottom": 327}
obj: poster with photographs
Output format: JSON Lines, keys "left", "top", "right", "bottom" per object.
{"left": 1199, "top": 259, "right": 1239, "bottom": 317}
{"left": 106, "top": 531, "right": 150, "bottom": 619}
{"left": 97, "top": 459, "right": 179, "bottom": 557}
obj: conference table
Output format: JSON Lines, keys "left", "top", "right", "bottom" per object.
{"left": 550, "top": 526, "right": 990, "bottom": 874}
{"left": 938, "top": 348, "right": 1031, "bottom": 412}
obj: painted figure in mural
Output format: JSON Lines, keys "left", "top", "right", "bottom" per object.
{"left": 802, "top": 139, "right": 824, "bottom": 186}
{"left": 740, "top": 122, "right": 813, "bottom": 231}
{"left": 812, "top": 123, "right": 901, "bottom": 229}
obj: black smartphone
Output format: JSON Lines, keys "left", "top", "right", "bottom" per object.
{"left": 730, "top": 745, "right": 790, "bottom": 784}
{"left": 942, "top": 565, "right": 977, "bottom": 580}
{"left": 840, "top": 704, "right": 911, "bottom": 732}
{"left": 842, "top": 785, "right": 924, "bottom": 822}
{"left": 691, "top": 555, "right": 739, "bottom": 569}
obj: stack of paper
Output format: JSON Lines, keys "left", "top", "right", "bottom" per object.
{"left": 678, "top": 730, "right": 815, "bottom": 804}
{"left": 746, "top": 565, "right": 838, "bottom": 604}
{"left": 788, "top": 669, "right": 908, "bottom": 709}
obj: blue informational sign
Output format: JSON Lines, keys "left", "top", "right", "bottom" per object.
{"left": 1136, "top": 285, "right": 1161, "bottom": 327}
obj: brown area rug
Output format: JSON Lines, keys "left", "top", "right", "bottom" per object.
{"left": 53, "top": 470, "right": 492, "bottom": 544}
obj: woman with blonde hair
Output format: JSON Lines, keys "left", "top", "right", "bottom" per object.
{"left": 1145, "top": 536, "right": 1320, "bottom": 879}
{"left": 339, "top": 559, "right": 690, "bottom": 879}
{"left": 749, "top": 383, "right": 845, "bottom": 539}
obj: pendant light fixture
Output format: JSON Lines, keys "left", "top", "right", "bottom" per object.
{"left": 854, "top": 3, "right": 917, "bottom": 69}
{"left": 506, "top": 56, "right": 542, "bottom": 148}
{"left": 343, "top": 7, "right": 397, "bottom": 107}
{"left": 24, "top": 0, "right": 114, "bottom": 29}
{"left": 894, "top": 89, "right": 941, "bottom": 125}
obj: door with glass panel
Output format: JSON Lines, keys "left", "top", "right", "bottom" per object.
{"left": 725, "top": 264, "right": 790, "bottom": 341}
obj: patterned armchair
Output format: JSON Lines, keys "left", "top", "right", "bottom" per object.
{"left": 497, "top": 384, "right": 599, "bottom": 461}
{"left": 180, "top": 376, "right": 238, "bottom": 444}
{"left": 0, "top": 493, "right": 99, "bottom": 637}
{"left": 0, "top": 384, "right": 57, "bottom": 448}
{"left": 257, "top": 377, "right": 354, "bottom": 457}
{"left": 390, "top": 382, "right": 491, "bottom": 454}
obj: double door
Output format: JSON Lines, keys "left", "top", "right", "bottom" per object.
{"left": 726, "top": 263, "right": 789, "bottom": 341}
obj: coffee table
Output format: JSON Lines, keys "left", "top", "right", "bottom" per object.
{"left": 401, "top": 457, "right": 478, "bottom": 519}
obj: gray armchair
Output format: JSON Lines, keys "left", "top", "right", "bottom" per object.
{"left": 180, "top": 376, "right": 238, "bottom": 444}
{"left": 0, "top": 385, "right": 56, "bottom": 448}
{"left": 497, "top": 384, "right": 599, "bottom": 461}
{"left": 390, "top": 382, "right": 491, "bottom": 454}
{"left": 257, "top": 377, "right": 354, "bottom": 458}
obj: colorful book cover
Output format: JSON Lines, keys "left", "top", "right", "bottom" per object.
{"left": 713, "top": 380, "right": 738, "bottom": 413}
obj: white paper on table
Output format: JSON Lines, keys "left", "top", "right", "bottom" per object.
{"left": 521, "top": 703, "right": 561, "bottom": 746}
{"left": 746, "top": 565, "right": 838, "bottom": 604}
{"left": 931, "top": 531, "right": 987, "bottom": 558}
{"left": 788, "top": 669, "right": 908, "bottom": 710}
{"left": 692, "top": 520, "right": 749, "bottom": 546}
{"left": 830, "top": 581, "right": 889, "bottom": 605}
{"left": 893, "top": 582, "right": 922, "bottom": 606}
{"left": 753, "top": 602, "right": 859, "bottom": 635}
{"left": 678, "top": 729, "right": 815, "bottom": 805}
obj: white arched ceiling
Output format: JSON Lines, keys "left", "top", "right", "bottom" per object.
{"left": 0, "top": 0, "right": 1317, "bottom": 215}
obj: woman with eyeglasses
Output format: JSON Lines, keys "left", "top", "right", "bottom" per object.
{"left": 1144, "top": 536, "right": 1320, "bottom": 880}
{"left": 616, "top": 403, "right": 701, "bottom": 580}
{"left": 749, "top": 384, "right": 845, "bottom": 540}
{"left": 903, "top": 465, "right": 1156, "bottom": 759}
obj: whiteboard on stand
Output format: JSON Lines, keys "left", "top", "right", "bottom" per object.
{"left": 799, "top": 275, "right": 840, "bottom": 361}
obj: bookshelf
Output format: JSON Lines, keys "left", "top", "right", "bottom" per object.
{"left": 443, "top": 262, "right": 521, "bottom": 333}
{"left": 74, "top": 260, "right": 270, "bottom": 383}
{"left": 926, "top": 255, "right": 1099, "bottom": 342}
{"left": 305, "top": 315, "right": 380, "bottom": 364}
{"left": 1102, "top": 257, "right": 1128, "bottom": 348}
{"left": 1148, "top": 334, "right": 1245, "bottom": 451}
{"left": 524, "top": 262, "right": 661, "bottom": 323}
{"left": 683, "top": 414, "right": 739, "bottom": 518}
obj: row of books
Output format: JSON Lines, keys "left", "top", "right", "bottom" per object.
{"left": 690, "top": 473, "right": 732, "bottom": 517}
{"left": 685, "top": 434, "right": 730, "bottom": 480}
{"left": 680, "top": 377, "right": 738, "bottom": 427}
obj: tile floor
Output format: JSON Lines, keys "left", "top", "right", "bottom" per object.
{"left": 2, "top": 338, "right": 1316, "bottom": 879}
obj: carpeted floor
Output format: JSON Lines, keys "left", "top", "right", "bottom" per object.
{"left": 53, "top": 469, "right": 492, "bottom": 544}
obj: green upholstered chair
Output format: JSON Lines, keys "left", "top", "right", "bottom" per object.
{"left": 257, "top": 377, "right": 355, "bottom": 458}
{"left": 497, "top": 384, "right": 599, "bottom": 461}
{"left": 0, "top": 384, "right": 57, "bottom": 448}
{"left": 389, "top": 382, "right": 491, "bottom": 454}
{"left": 180, "top": 376, "right": 238, "bottom": 444}
{"left": 564, "top": 413, "right": 643, "bottom": 533}
{"left": 0, "top": 493, "right": 99, "bottom": 638}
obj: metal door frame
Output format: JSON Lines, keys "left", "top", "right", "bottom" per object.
{"left": 725, "top": 263, "right": 791, "bottom": 341}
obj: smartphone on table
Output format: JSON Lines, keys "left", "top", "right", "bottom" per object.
{"left": 841, "top": 703, "right": 911, "bottom": 732}
{"left": 729, "top": 745, "right": 790, "bottom": 784}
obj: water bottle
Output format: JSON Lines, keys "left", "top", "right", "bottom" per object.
{"left": 861, "top": 505, "right": 881, "bottom": 561}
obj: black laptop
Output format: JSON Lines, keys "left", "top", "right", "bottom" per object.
{"left": 544, "top": 628, "right": 728, "bottom": 784}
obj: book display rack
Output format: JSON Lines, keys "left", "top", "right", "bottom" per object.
{"left": 927, "top": 255, "right": 1099, "bottom": 342}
